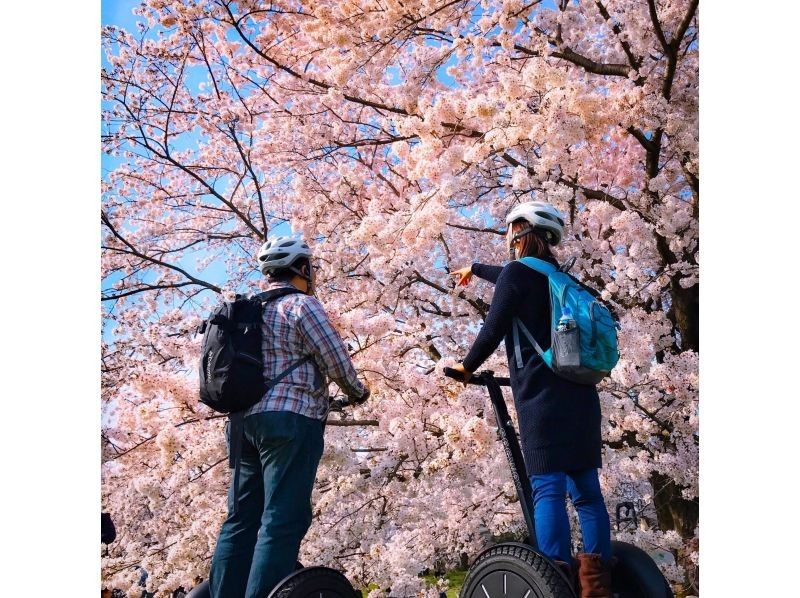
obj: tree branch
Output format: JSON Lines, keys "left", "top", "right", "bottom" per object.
{"left": 551, "top": 46, "right": 631, "bottom": 78}
{"left": 594, "top": 0, "right": 642, "bottom": 70}
{"left": 647, "top": 0, "right": 670, "bottom": 52}
{"left": 445, "top": 222, "right": 505, "bottom": 235}
{"left": 102, "top": 212, "right": 222, "bottom": 294}
{"left": 412, "top": 270, "right": 489, "bottom": 318}
{"left": 101, "top": 281, "right": 196, "bottom": 301}
{"left": 671, "top": 0, "right": 699, "bottom": 53}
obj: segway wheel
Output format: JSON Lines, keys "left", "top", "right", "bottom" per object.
{"left": 610, "top": 540, "right": 674, "bottom": 598}
{"left": 268, "top": 566, "right": 360, "bottom": 598}
{"left": 460, "top": 543, "right": 574, "bottom": 598}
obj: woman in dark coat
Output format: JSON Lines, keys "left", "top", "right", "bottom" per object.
{"left": 450, "top": 201, "right": 612, "bottom": 598}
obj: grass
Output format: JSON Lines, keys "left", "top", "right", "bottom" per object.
{"left": 362, "top": 569, "right": 467, "bottom": 597}
{"left": 422, "top": 569, "right": 467, "bottom": 598}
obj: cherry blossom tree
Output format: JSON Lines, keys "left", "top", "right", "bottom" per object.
{"left": 102, "top": 0, "right": 698, "bottom": 595}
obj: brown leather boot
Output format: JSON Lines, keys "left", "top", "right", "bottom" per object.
{"left": 574, "top": 553, "right": 612, "bottom": 598}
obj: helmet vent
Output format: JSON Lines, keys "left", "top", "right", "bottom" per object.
{"left": 535, "top": 211, "right": 565, "bottom": 227}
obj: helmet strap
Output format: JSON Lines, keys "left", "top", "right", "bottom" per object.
{"left": 509, "top": 227, "right": 535, "bottom": 260}
{"left": 510, "top": 227, "right": 535, "bottom": 245}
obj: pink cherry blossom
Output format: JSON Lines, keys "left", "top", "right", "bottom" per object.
{"left": 102, "top": 0, "right": 699, "bottom": 595}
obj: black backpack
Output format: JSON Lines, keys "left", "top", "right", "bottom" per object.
{"left": 198, "top": 287, "right": 310, "bottom": 414}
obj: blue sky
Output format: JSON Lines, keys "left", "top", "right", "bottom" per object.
{"left": 101, "top": 0, "right": 139, "bottom": 177}
{"left": 100, "top": 0, "right": 526, "bottom": 320}
{"left": 101, "top": 0, "right": 140, "bottom": 34}
{"left": 101, "top": 0, "right": 293, "bottom": 303}
{"left": 102, "top": 0, "right": 272, "bottom": 343}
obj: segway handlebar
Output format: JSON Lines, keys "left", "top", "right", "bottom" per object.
{"left": 443, "top": 367, "right": 510, "bottom": 387}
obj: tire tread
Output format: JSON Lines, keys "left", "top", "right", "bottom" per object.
{"left": 270, "top": 567, "right": 359, "bottom": 598}
{"left": 461, "top": 543, "right": 573, "bottom": 598}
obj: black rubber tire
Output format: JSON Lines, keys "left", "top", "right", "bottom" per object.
{"left": 460, "top": 543, "right": 574, "bottom": 598}
{"left": 610, "top": 540, "right": 674, "bottom": 598}
{"left": 268, "top": 566, "right": 360, "bottom": 598}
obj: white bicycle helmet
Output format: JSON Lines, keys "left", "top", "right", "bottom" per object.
{"left": 257, "top": 236, "right": 313, "bottom": 275}
{"left": 505, "top": 201, "right": 565, "bottom": 246}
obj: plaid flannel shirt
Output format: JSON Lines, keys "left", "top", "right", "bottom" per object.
{"left": 245, "top": 281, "right": 366, "bottom": 420}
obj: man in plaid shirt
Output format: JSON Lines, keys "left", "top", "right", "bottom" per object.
{"left": 209, "top": 236, "right": 370, "bottom": 598}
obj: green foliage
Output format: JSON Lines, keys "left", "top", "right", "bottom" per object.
{"left": 422, "top": 569, "right": 468, "bottom": 598}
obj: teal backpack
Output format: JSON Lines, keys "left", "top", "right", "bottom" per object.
{"left": 512, "top": 257, "right": 620, "bottom": 385}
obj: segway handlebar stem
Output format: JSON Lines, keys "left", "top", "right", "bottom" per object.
{"left": 443, "top": 366, "right": 537, "bottom": 547}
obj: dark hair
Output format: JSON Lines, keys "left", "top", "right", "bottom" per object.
{"left": 268, "top": 257, "right": 311, "bottom": 281}
{"left": 511, "top": 220, "right": 553, "bottom": 259}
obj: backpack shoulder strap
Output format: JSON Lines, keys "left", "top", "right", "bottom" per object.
{"left": 518, "top": 256, "right": 558, "bottom": 276}
{"left": 253, "top": 286, "right": 313, "bottom": 378}
{"left": 512, "top": 318, "right": 546, "bottom": 369}
{"left": 512, "top": 258, "right": 556, "bottom": 370}
{"left": 254, "top": 286, "right": 303, "bottom": 304}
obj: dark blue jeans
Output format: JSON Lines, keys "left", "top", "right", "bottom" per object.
{"left": 529, "top": 469, "right": 612, "bottom": 564}
{"left": 209, "top": 411, "right": 324, "bottom": 598}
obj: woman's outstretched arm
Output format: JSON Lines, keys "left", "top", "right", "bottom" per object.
{"left": 462, "top": 262, "right": 523, "bottom": 373}
{"left": 471, "top": 263, "right": 503, "bottom": 284}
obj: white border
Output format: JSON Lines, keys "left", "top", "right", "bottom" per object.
{"left": 3, "top": 0, "right": 799, "bottom": 593}
{"left": 702, "top": 0, "right": 800, "bottom": 595}
{"left": 0, "top": 1, "right": 100, "bottom": 594}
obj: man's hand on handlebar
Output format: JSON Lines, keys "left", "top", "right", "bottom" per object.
{"left": 329, "top": 386, "right": 370, "bottom": 413}
{"left": 328, "top": 398, "right": 349, "bottom": 412}
{"left": 350, "top": 387, "right": 371, "bottom": 406}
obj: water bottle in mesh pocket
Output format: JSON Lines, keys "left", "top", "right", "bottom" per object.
{"left": 552, "top": 326, "right": 581, "bottom": 368}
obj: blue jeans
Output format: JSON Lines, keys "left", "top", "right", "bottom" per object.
{"left": 529, "top": 469, "right": 612, "bottom": 564}
{"left": 209, "top": 411, "right": 324, "bottom": 598}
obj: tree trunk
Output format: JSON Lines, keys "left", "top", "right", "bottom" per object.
{"left": 670, "top": 280, "right": 699, "bottom": 352}
{"left": 650, "top": 472, "right": 699, "bottom": 596}
{"left": 649, "top": 233, "right": 699, "bottom": 594}
{"left": 654, "top": 232, "right": 699, "bottom": 353}
{"left": 653, "top": 279, "right": 698, "bottom": 595}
